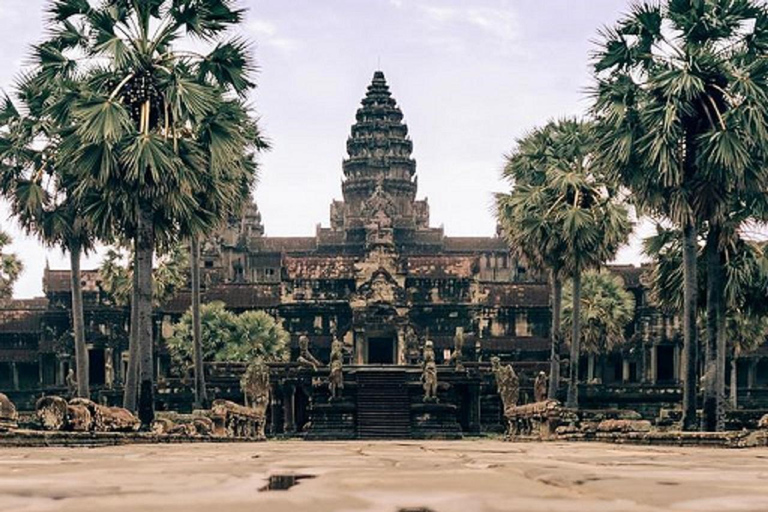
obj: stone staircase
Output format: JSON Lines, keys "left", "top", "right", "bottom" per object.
{"left": 355, "top": 370, "right": 411, "bottom": 439}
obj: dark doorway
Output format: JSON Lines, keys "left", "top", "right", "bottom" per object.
{"left": 89, "top": 349, "right": 105, "bottom": 385}
{"left": 657, "top": 345, "right": 675, "bottom": 382}
{"left": 368, "top": 337, "right": 395, "bottom": 364}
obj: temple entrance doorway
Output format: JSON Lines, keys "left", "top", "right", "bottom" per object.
{"left": 367, "top": 335, "right": 396, "bottom": 364}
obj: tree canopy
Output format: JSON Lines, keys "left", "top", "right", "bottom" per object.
{"left": 166, "top": 302, "right": 289, "bottom": 371}
{"left": 562, "top": 270, "right": 636, "bottom": 355}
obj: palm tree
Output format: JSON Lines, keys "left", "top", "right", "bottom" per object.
{"left": 497, "top": 119, "right": 632, "bottom": 408}
{"left": 0, "top": 74, "right": 93, "bottom": 398}
{"left": 30, "top": 0, "right": 257, "bottom": 426}
{"left": 645, "top": 227, "right": 768, "bottom": 414}
{"left": 181, "top": 100, "right": 267, "bottom": 409}
{"left": 497, "top": 125, "right": 569, "bottom": 399}
{"left": 0, "top": 230, "right": 23, "bottom": 302}
{"left": 100, "top": 244, "right": 187, "bottom": 410}
{"left": 591, "top": 0, "right": 768, "bottom": 430}
{"left": 561, "top": 269, "right": 636, "bottom": 382}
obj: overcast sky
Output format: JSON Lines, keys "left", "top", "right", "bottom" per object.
{"left": 0, "top": 0, "right": 653, "bottom": 299}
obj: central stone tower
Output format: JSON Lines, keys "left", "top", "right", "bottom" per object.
{"left": 330, "top": 71, "right": 430, "bottom": 249}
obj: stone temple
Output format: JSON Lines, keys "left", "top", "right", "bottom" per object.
{"left": 0, "top": 72, "right": 767, "bottom": 436}
{"left": 189, "top": 70, "right": 549, "bottom": 366}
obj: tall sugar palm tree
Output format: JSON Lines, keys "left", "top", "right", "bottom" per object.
{"left": 592, "top": 0, "right": 768, "bottom": 430}
{"left": 497, "top": 125, "right": 569, "bottom": 399}
{"left": 562, "top": 269, "right": 636, "bottom": 381}
{"left": 100, "top": 244, "right": 187, "bottom": 410}
{"left": 181, "top": 99, "right": 267, "bottom": 409}
{"left": 0, "top": 74, "right": 93, "bottom": 398}
{"left": 497, "top": 119, "right": 632, "bottom": 408}
{"left": 30, "top": 0, "right": 257, "bottom": 426}
{"left": 645, "top": 227, "right": 768, "bottom": 414}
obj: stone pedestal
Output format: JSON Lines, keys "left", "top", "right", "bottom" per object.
{"left": 410, "top": 402, "right": 462, "bottom": 439}
{"left": 305, "top": 399, "right": 356, "bottom": 440}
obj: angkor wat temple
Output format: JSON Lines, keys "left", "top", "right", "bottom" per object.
{"left": 1, "top": 72, "right": 767, "bottom": 435}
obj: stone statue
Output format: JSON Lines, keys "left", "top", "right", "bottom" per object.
{"left": 104, "top": 348, "right": 114, "bottom": 390}
{"left": 452, "top": 327, "right": 465, "bottom": 371}
{"left": 421, "top": 340, "right": 438, "bottom": 402}
{"left": 296, "top": 335, "right": 323, "bottom": 370}
{"left": 328, "top": 338, "right": 344, "bottom": 400}
{"left": 241, "top": 360, "right": 270, "bottom": 439}
{"left": 65, "top": 368, "right": 78, "bottom": 398}
{"left": 534, "top": 371, "right": 548, "bottom": 403}
{"left": 490, "top": 357, "right": 519, "bottom": 411}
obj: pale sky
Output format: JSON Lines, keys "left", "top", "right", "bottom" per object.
{"left": 0, "top": 0, "right": 653, "bottom": 299}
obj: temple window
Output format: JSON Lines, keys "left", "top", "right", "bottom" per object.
{"left": 515, "top": 311, "right": 532, "bottom": 337}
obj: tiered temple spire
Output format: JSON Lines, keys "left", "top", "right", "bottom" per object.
{"left": 338, "top": 71, "right": 428, "bottom": 235}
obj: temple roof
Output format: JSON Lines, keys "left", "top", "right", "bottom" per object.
{"left": 43, "top": 269, "right": 102, "bottom": 294}
{"left": 406, "top": 256, "right": 478, "bottom": 279}
{"left": 283, "top": 256, "right": 357, "bottom": 280}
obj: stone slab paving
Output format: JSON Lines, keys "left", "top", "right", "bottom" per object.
{"left": 0, "top": 440, "right": 767, "bottom": 512}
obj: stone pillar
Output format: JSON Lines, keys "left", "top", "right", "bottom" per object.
{"left": 396, "top": 327, "right": 406, "bottom": 365}
{"left": 283, "top": 384, "right": 296, "bottom": 434}
{"left": 587, "top": 355, "right": 595, "bottom": 382}
{"left": 747, "top": 360, "right": 757, "bottom": 389}
{"left": 673, "top": 345, "right": 681, "bottom": 383}
{"left": 622, "top": 359, "right": 630, "bottom": 383}
{"left": 58, "top": 360, "right": 66, "bottom": 386}
{"left": 269, "top": 393, "right": 280, "bottom": 435}
{"left": 11, "top": 362, "right": 19, "bottom": 391}
{"left": 354, "top": 330, "right": 365, "bottom": 365}
{"left": 650, "top": 345, "right": 658, "bottom": 384}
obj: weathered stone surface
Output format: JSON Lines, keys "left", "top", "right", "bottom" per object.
{"left": 210, "top": 399, "right": 265, "bottom": 439}
{"left": 66, "top": 404, "right": 93, "bottom": 432}
{"left": 0, "top": 393, "right": 18, "bottom": 431}
{"left": 35, "top": 396, "right": 69, "bottom": 430}
{"left": 597, "top": 419, "right": 653, "bottom": 433}
{"left": 506, "top": 399, "right": 569, "bottom": 439}
{"left": 192, "top": 417, "right": 214, "bottom": 436}
{"left": 759, "top": 414, "right": 768, "bottom": 430}
{"left": 3, "top": 441, "right": 768, "bottom": 511}
{"left": 151, "top": 418, "right": 175, "bottom": 435}
{"left": 69, "top": 398, "right": 140, "bottom": 432}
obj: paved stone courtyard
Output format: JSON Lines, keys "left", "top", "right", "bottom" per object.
{"left": 1, "top": 440, "right": 768, "bottom": 512}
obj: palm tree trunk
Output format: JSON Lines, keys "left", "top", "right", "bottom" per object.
{"left": 548, "top": 271, "right": 562, "bottom": 399}
{"left": 136, "top": 203, "right": 155, "bottom": 427}
{"left": 681, "top": 220, "right": 699, "bottom": 431}
{"left": 122, "top": 251, "right": 140, "bottom": 411}
{"left": 566, "top": 271, "right": 581, "bottom": 408}
{"left": 730, "top": 353, "right": 738, "bottom": 409}
{"left": 190, "top": 235, "right": 208, "bottom": 409}
{"left": 703, "top": 224, "right": 724, "bottom": 431}
{"left": 69, "top": 244, "right": 89, "bottom": 398}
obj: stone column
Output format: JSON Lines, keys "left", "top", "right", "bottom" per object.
{"left": 673, "top": 345, "right": 681, "bottom": 383}
{"left": 747, "top": 360, "right": 757, "bottom": 389}
{"left": 587, "top": 355, "right": 595, "bottom": 382}
{"left": 58, "top": 359, "right": 66, "bottom": 386}
{"left": 650, "top": 345, "right": 658, "bottom": 384}
{"left": 396, "top": 327, "right": 406, "bottom": 365}
{"left": 622, "top": 359, "right": 630, "bottom": 383}
{"left": 269, "top": 392, "right": 280, "bottom": 435}
{"left": 354, "top": 330, "right": 365, "bottom": 365}
{"left": 11, "top": 362, "right": 19, "bottom": 390}
{"left": 283, "top": 384, "right": 296, "bottom": 434}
